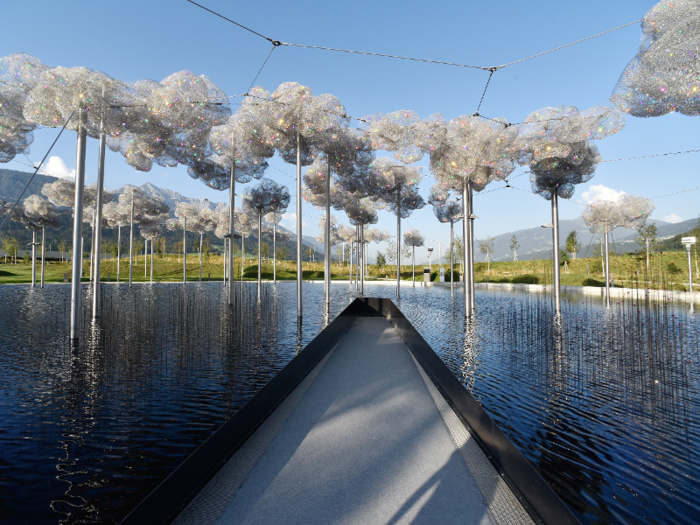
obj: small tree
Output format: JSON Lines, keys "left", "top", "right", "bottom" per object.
{"left": 277, "top": 245, "right": 288, "bottom": 261}
{"left": 385, "top": 241, "right": 397, "bottom": 269}
{"left": 375, "top": 252, "right": 386, "bottom": 268}
{"left": 478, "top": 236, "right": 495, "bottom": 274}
{"left": 565, "top": 231, "right": 583, "bottom": 259}
{"left": 636, "top": 223, "right": 658, "bottom": 269}
{"left": 134, "top": 238, "right": 144, "bottom": 266}
{"left": 156, "top": 238, "right": 166, "bottom": 258}
{"left": 58, "top": 239, "right": 68, "bottom": 263}
{"left": 509, "top": 235, "right": 520, "bottom": 262}
{"left": 305, "top": 245, "right": 313, "bottom": 264}
{"left": 261, "top": 241, "right": 269, "bottom": 259}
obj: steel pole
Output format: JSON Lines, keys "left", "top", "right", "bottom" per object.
{"left": 468, "top": 184, "right": 475, "bottom": 312}
{"left": 223, "top": 238, "right": 227, "bottom": 285}
{"left": 462, "top": 182, "right": 471, "bottom": 317}
{"left": 325, "top": 162, "right": 331, "bottom": 307}
{"left": 412, "top": 245, "right": 415, "bottom": 286}
{"left": 228, "top": 159, "right": 235, "bottom": 304}
{"left": 273, "top": 224, "right": 277, "bottom": 284}
{"left": 31, "top": 229, "right": 37, "bottom": 287}
{"left": 258, "top": 213, "right": 262, "bottom": 299}
{"left": 296, "top": 131, "right": 303, "bottom": 318}
{"left": 552, "top": 192, "right": 561, "bottom": 316}
{"left": 199, "top": 232, "right": 203, "bottom": 281}
{"left": 450, "top": 219, "right": 454, "bottom": 296}
{"left": 145, "top": 239, "right": 148, "bottom": 278}
{"left": 150, "top": 238, "right": 154, "bottom": 283}
{"left": 40, "top": 226, "right": 45, "bottom": 288}
{"left": 183, "top": 216, "right": 187, "bottom": 284}
{"left": 117, "top": 226, "right": 121, "bottom": 282}
{"left": 129, "top": 190, "right": 134, "bottom": 287}
{"left": 70, "top": 107, "right": 87, "bottom": 340}
{"left": 92, "top": 126, "right": 106, "bottom": 316}
{"left": 360, "top": 225, "right": 365, "bottom": 296}
{"left": 604, "top": 231, "right": 611, "bottom": 308}
{"left": 396, "top": 193, "right": 401, "bottom": 300}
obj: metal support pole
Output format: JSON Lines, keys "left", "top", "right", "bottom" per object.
{"left": 360, "top": 224, "right": 365, "bottom": 296}
{"left": 93, "top": 126, "right": 106, "bottom": 317}
{"left": 325, "top": 162, "right": 331, "bottom": 307}
{"left": 450, "top": 219, "right": 454, "bottom": 296}
{"left": 223, "top": 237, "right": 227, "bottom": 285}
{"left": 463, "top": 182, "right": 472, "bottom": 317}
{"left": 183, "top": 216, "right": 187, "bottom": 284}
{"left": 273, "top": 224, "right": 277, "bottom": 284}
{"left": 258, "top": 213, "right": 262, "bottom": 299}
{"left": 89, "top": 216, "right": 94, "bottom": 282}
{"left": 31, "top": 229, "right": 37, "bottom": 287}
{"left": 199, "top": 232, "right": 203, "bottom": 281}
{"left": 604, "top": 231, "right": 611, "bottom": 308}
{"left": 241, "top": 234, "right": 245, "bottom": 282}
{"left": 40, "top": 226, "right": 45, "bottom": 288}
{"left": 468, "top": 185, "right": 475, "bottom": 312}
{"left": 228, "top": 160, "right": 235, "bottom": 304}
{"left": 412, "top": 245, "right": 415, "bottom": 286}
{"left": 552, "top": 192, "right": 561, "bottom": 316}
{"left": 70, "top": 107, "right": 87, "bottom": 341}
{"left": 396, "top": 193, "right": 401, "bottom": 300}
{"left": 129, "top": 190, "right": 134, "bottom": 287}
{"left": 150, "top": 238, "right": 154, "bottom": 283}
{"left": 144, "top": 239, "right": 148, "bottom": 278}
{"left": 117, "top": 226, "right": 121, "bottom": 282}
{"left": 296, "top": 131, "right": 303, "bottom": 318}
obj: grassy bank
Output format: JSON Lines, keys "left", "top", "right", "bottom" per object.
{"left": 0, "top": 250, "right": 697, "bottom": 291}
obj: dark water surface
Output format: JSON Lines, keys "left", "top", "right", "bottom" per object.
{"left": 0, "top": 282, "right": 698, "bottom": 524}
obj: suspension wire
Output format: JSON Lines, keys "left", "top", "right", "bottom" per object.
{"left": 475, "top": 69, "right": 496, "bottom": 114}
{"left": 248, "top": 45, "right": 277, "bottom": 92}
{"left": 186, "top": 0, "right": 277, "bottom": 44}
{"left": 602, "top": 148, "right": 700, "bottom": 163}
{"left": 497, "top": 19, "right": 642, "bottom": 69}
{"left": 186, "top": 1, "right": 637, "bottom": 74}
{"left": 0, "top": 111, "right": 75, "bottom": 231}
{"left": 281, "top": 42, "right": 490, "bottom": 70}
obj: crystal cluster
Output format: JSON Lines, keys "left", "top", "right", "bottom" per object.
{"left": 582, "top": 194, "right": 656, "bottom": 233}
{"left": 612, "top": 0, "right": 700, "bottom": 117}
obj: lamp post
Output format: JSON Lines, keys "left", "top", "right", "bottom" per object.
{"left": 683, "top": 237, "right": 697, "bottom": 293}
{"left": 427, "top": 247, "right": 433, "bottom": 285}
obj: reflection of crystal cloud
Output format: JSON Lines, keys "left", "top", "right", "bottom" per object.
{"left": 403, "top": 229, "right": 425, "bottom": 247}
{"left": 516, "top": 106, "right": 625, "bottom": 200}
{"left": 611, "top": 1, "right": 700, "bottom": 117}
{"left": 582, "top": 194, "right": 655, "bottom": 233}
{"left": 429, "top": 115, "right": 518, "bottom": 193}
{"left": 242, "top": 178, "right": 291, "bottom": 218}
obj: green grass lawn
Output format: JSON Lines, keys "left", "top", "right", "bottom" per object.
{"left": 1, "top": 250, "right": 697, "bottom": 291}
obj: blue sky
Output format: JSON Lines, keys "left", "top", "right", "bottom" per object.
{"left": 4, "top": 0, "right": 699, "bottom": 260}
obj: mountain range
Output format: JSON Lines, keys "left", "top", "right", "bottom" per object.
{"left": 1, "top": 168, "right": 697, "bottom": 263}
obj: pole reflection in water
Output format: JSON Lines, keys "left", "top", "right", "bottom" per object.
{"left": 0, "top": 284, "right": 698, "bottom": 525}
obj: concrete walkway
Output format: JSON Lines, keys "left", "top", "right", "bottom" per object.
{"left": 173, "top": 317, "right": 532, "bottom": 525}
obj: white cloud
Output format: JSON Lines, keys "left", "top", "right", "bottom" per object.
{"left": 580, "top": 184, "right": 626, "bottom": 204}
{"left": 37, "top": 156, "right": 76, "bottom": 180}
{"left": 281, "top": 212, "right": 306, "bottom": 228}
{"left": 664, "top": 213, "right": 682, "bottom": 224}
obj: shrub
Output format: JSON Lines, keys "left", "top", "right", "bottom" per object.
{"left": 582, "top": 277, "right": 604, "bottom": 287}
{"left": 512, "top": 274, "right": 540, "bottom": 284}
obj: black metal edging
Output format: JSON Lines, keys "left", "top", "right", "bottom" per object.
{"left": 120, "top": 300, "right": 361, "bottom": 525}
{"left": 357, "top": 298, "right": 581, "bottom": 525}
